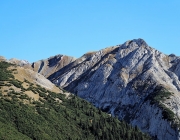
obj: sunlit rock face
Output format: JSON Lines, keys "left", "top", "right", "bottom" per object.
{"left": 49, "top": 39, "right": 180, "bottom": 140}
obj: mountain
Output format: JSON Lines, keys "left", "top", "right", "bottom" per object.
{"left": 46, "top": 39, "right": 180, "bottom": 140}
{"left": 0, "top": 60, "right": 150, "bottom": 139}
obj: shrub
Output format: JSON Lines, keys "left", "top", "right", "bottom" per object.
{"left": 10, "top": 80, "right": 22, "bottom": 88}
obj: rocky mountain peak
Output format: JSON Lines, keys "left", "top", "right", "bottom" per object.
{"left": 121, "top": 38, "right": 148, "bottom": 49}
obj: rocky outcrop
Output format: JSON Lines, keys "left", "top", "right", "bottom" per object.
{"left": 30, "top": 54, "right": 76, "bottom": 78}
{"left": 48, "top": 39, "right": 180, "bottom": 140}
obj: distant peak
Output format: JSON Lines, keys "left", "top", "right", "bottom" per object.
{"left": 121, "top": 38, "right": 149, "bottom": 50}
{"left": 132, "top": 38, "right": 148, "bottom": 47}
{"left": 169, "top": 54, "right": 176, "bottom": 57}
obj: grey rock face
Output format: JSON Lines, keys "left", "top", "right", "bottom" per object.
{"left": 49, "top": 39, "right": 180, "bottom": 139}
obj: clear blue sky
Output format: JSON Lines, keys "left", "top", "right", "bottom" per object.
{"left": 1, "top": 1, "right": 180, "bottom": 62}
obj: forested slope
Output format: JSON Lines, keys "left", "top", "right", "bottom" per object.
{"left": 0, "top": 61, "right": 151, "bottom": 140}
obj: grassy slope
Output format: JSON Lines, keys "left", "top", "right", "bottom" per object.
{"left": 0, "top": 61, "right": 151, "bottom": 140}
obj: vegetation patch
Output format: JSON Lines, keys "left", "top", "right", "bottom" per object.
{"left": 145, "top": 86, "right": 175, "bottom": 122}
{"left": 0, "top": 62, "right": 14, "bottom": 81}
{"left": 0, "top": 90, "right": 151, "bottom": 140}
{"left": 9, "top": 80, "right": 23, "bottom": 89}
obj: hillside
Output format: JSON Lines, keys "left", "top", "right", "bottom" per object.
{"left": 0, "top": 61, "right": 151, "bottom": 140}
{"left": 46, "top": 39, "right": 180, "bottom": 140}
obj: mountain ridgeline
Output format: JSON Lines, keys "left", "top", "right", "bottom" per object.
{"left": 0, "top": 60, "right": 150, "bottom": 139}
{"left": 31, "top": 39, "right": 180, "bottom": 140}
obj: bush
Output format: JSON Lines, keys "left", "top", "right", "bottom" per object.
{"left": 39, "top": 92, "right": 47, "bottom": 98}
{"left": 0, "top": 62, "right": 14, "bottom": 81}
{"left": 10, "top": 80, "right": 22, "bottom": 88}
